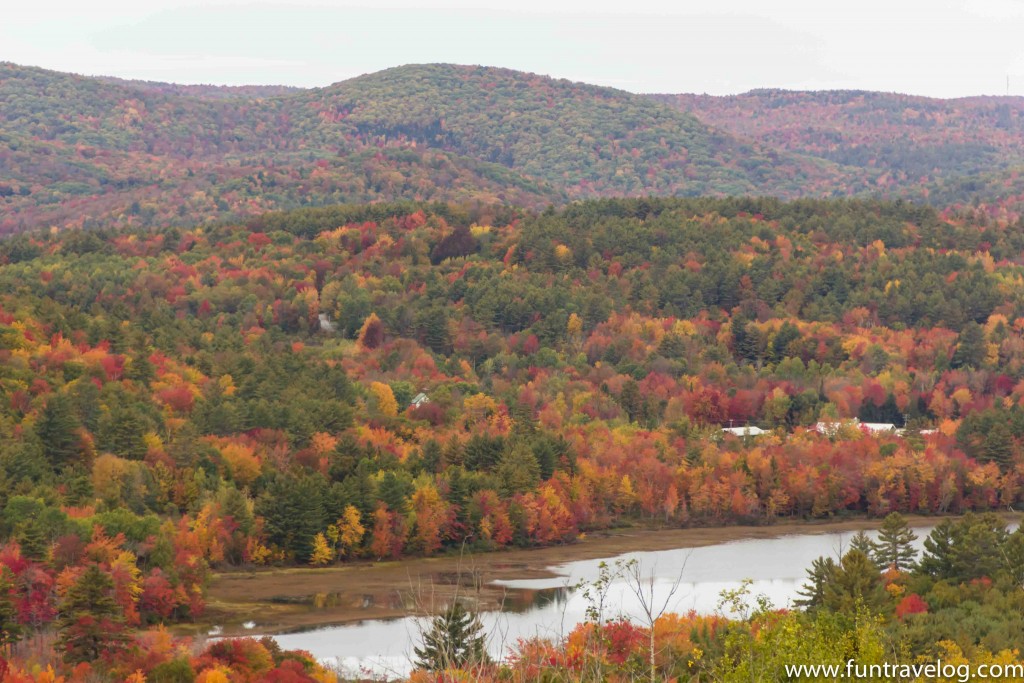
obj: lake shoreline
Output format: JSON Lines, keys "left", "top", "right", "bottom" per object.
{"left": 201, "top": 512, "right": 1017, "bottom": 637}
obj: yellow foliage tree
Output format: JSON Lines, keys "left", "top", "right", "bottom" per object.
{"left": 219, "top": 442, "right": 261, "bottom": 487}
{"left": 369, "top": 382, "right": 398, "bottom": 417}
{"left": 463, "top": 392, "right": 498, "bottom": 423}
{"left": 92, "top": 453, "right": 132, "bottom": 505}
{"left": 554, "top": 243, "right": 572, "bottom": 265}
{"left": 197, "top": 666, "right": 232, "bottom": 683}
{"left": 567, "top": 313, "right": 583, "bottom": 350}
{"left": 333, "top": 505, "right": 365, "bottom": 558}
{"left": 217, "top": 374, "right": 236, "bottom": 396}
{"left": 309, "top": 532, "right": 334, "bottom": 566}
{"left": 617, "top": 474, "right": 637, "bottom": 512}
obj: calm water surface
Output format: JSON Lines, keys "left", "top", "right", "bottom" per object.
{"left": 270, "top": 526, "right": 934, "bottom": 678}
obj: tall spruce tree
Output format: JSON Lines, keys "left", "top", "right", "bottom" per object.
{"left": 414, "top": 601, "right": 489, "bottom": 671}
{"left": 256, "top": 474, "right": 326, "bottom": 562}
{"left": 951, "top": 321, "right": 987, "bottom": 369}
{"left": 56, "top": 564, "right": 128, "bottom": 664}
{"left": 872, "top": 512, "right": 918, "bottom": 572}
{"left": 822, "top": 549, "right": 886, "bottom": 614}
{"left": 36, "top": 394, "right": 80, "bottom": 470}
{"left": 848, "top": 530, "right": 877, "bottom": 560}
{"left": 0, "top": 567, "right": 23, "bottom": 651}
{"left": 794, "top": 556, "right": 837, "bottom": 611}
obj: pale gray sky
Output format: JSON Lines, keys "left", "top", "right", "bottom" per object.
{"left": 5, "top": 0, "right": 1024, "bottom": 97}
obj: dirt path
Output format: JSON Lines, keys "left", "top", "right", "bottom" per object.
{"left": 200, "top": 514, "right": 1011, "bottom": 637}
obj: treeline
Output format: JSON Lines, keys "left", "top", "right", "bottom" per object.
{"left": 400, "top": 513, "right": 1024, "bottom": 682}
{"left": 4, "top": 198, "right": 1024, "bottom": 678}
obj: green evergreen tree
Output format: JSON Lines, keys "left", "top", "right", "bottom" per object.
{"left": 848, "top": 530, "right": 877, "bottom": 560}
{"left": 414, "top": 601, "right": 489, "bottom": 671}
{"left": 951, "top": 321, "right": 987, "bottom": 369}
{"left": 769, "top": 322, "right": 801, "bottom": 363}
{"left": 98, "top": 402, "right": 149, "bottom": 460}
{"left": 256, "top": 474, "right": 327, "bottom": 562}
{"left": 618, "top": 379, "right": 643, "bottom": 422}
{"left": 949, "top": 514, "right": 1008, "bottom": 582}
{"left": 16, "top": 518, "right": 48, "bottom": 562}
{"left": 55, "top": 564, "right": 128, "bottom": 664}
{"left": 377, "top": 471, "right": 413, "bottom": 515}
{"left": 794, "top": 556, "right": 837, "bottom": 611}
{"left": 982, "top": 420, "right": 1014, "bottom": 470}
{"left": 420, "top": 440, "right": 443, "bottom": 474}
{"left": 917, "top": 519, "right": 958, "bottom": 580}
{"left": 918, "top": 514, "right": 1008, "bottom": 582}
{"left": 36, "top": 394, "right": 81, "bottom": 470}
{"left": 822, "top": 549, "right": 886, "bottom": 614}
{"left": 1002, "top": 526, "right": 1024, "bottom": 588}
{"left": 446, "top": 466, "right": 472, "bottom": 523}
{"left": 872, "top": 512, "right": 918, "bottom": 572}
{"left": 496, "top": 443, "right": 541, "bottom": 496}
{"left": 0, "top": 567, "right": 24, "bottom": 650}
{"left": 125, "top": 352, "right": 155, "bottom": 387}
{"left": 463, "top": 434, "right": 504, "bottom": 472}
{"left": 510, "top": 397, "right": 538, "bottom": 440}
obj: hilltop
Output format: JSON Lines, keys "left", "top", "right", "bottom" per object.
{"left": 0, "top": 62, "right": 849, "bottom": 234}
{"left": 5, "top": 63, "right": 1024, "bottom": 234}
{"left": 654, "top": 89, "right": 1024, "bottom": 204}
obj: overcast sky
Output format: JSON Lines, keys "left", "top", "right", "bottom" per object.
{"left": 5, "top": 0, "right": 1024, "bottom": 97}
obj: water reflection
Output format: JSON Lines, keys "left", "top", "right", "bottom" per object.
{"left": 269, "top": 590, "right": 409, "bottom": 611}
{"left": 500, "top": 586, "right": 573, "bottom": 614}
{"left": 270, "top": 526, "right": 939, "bottom": 679}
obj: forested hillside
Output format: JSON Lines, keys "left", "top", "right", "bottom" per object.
{"left": 0, "top": 62, "right": 858, "bottom": 235}
{"left": 4, "top": 196, "right": 1024, "bottom": 677}
{"left": 8, "top": 63, "right": 1024, "bottom": 238}
{"left": 657, "top": 89, "right": 1024, "bottom": 211}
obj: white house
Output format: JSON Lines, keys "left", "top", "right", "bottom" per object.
{"left": 860, "top": 421, "right": 897, "bottom": 434}
{"left": 721, "top": 426, "right": 769, "bottom": 437}
{"left": 317, "top": 313, "right": 335, "bottom": 332}
{"left": 410, "top": 392, "right": 430, "bottom": 409}
{"left": 816, "top": 418, "right": 896, "bottom": 436}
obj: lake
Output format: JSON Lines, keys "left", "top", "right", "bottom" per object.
{"left": 269, "top": 525, "right": 934, "bottom": 679}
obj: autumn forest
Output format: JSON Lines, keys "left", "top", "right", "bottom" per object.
{"left": 4, "top": 61, "right": 1024, "bottom": 682}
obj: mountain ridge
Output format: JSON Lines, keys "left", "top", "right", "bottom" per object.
{"left": 2, "top": 61, "right": 1023, "bottom": 234}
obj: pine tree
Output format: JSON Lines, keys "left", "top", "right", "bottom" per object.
{"left": 496, "top": 443, "right": 541, "bottom": 496}
{"left": 951, "top": 321, "right": 987, "bottom": 369}
{"left": 918, "top": 519, "right": 958, "bottom": 580}
{"left": 257, "top": 475, "right": 326, "bottom": 562}
{"left": 414, "top": 601, "right": 489, "bottom": 671}
{"left": 125, "top": 352, "right": 155, "bottom": 387}
{"left": 0, "top": 567, "right": 24, "bottom": 651}
{"left": 36, "top": 394, "right": 81, "bottom": 469}
{"left": 848, "top": 530, "right": 877, "bottom": 560}
{"left": 56, "top": 564, "right": 128, "bottom": 664}
{"left": 618, "top": 380, "right": 643, "bottom": 422}
{"left": 872, "top": 512, "right": 918, "bottom": 572}
{"left": 794, "top": 556, "right": 836, "bottom": 611}
{"left": 16, "top": 518, "right": 48, "bottom": 562}
{"left": 983, "top": 420, "right": 1014, "bottom": 470}
{"left": 822, "top": 549, "right": 886, "bottom": 614}
{"left": 98, "top": 402, "right": 148, "bottom": 460}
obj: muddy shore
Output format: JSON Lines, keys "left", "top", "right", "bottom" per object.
{"left": 200, "top": 514, "right": 1014, "bottom": 637}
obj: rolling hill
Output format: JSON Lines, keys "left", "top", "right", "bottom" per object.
{"left": 0, "top": 62, "right": 853, "bottom": 234}
{"left": 5, "top": 62, "right": 1024, "bottom": 235}
{"left": 654, "top": 89, "right": 1024, "bottom": 202}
